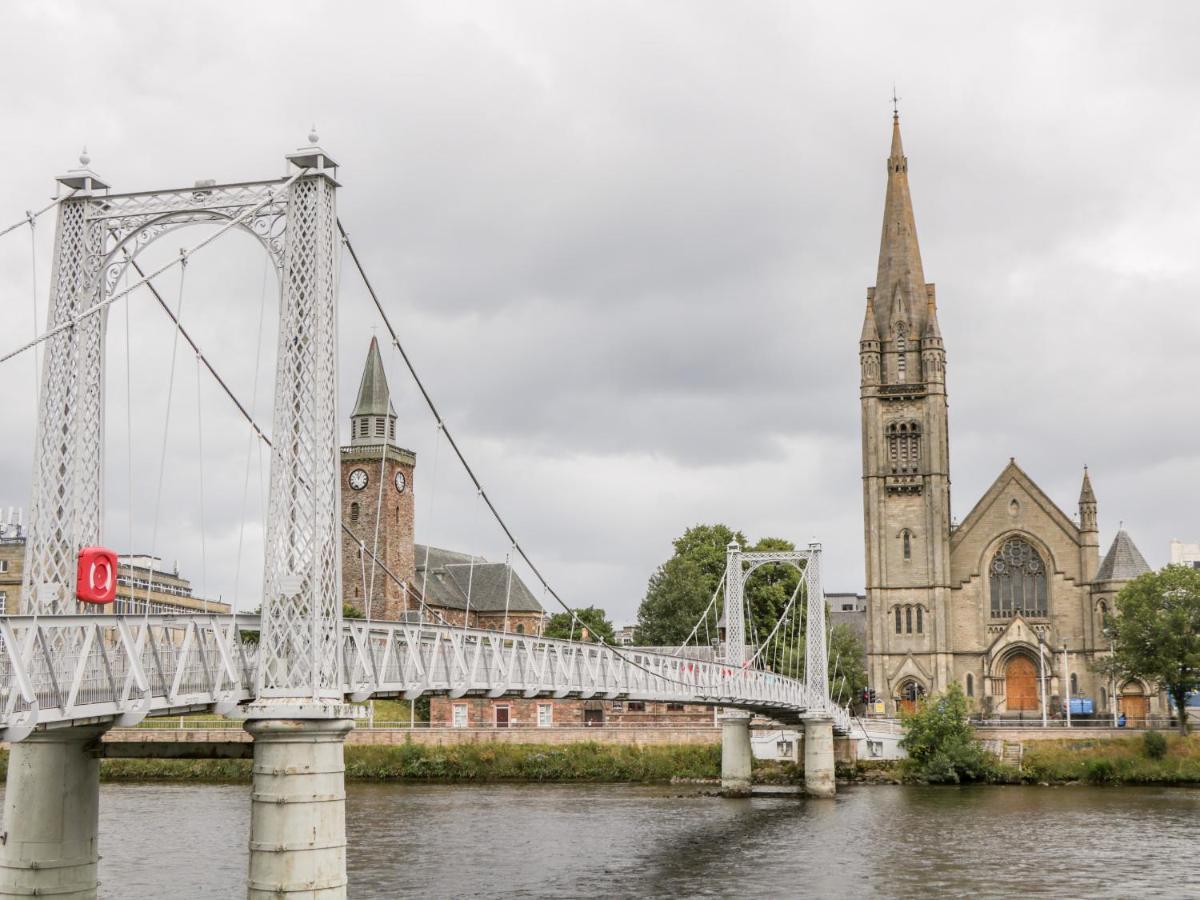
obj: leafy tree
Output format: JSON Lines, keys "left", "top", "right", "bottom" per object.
{"left": 543, "top": 605, "right": 616, "bottom": 643}
{"left": 343, "top": 603, "right": 364, "bottom": 619}
{"left": 743, "top": 536, "right": 803, "bottom": 646}
{"left": 900, "top": 684, "right": 998, "bottom": 783}
{"left": 1105, "top": 565, "right": 1200, "bottom": 735}
{"left": 827, "top": 625, "right": 869, "bottom": 705}
{"left": 634, "top": 524, "right": 744, "bottom": 645}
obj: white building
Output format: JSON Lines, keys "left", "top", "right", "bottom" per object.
{"left": 1169, "top": 540, "right": 1200, "bottom": 570}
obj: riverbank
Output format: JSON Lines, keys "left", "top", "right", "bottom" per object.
{"left": 0, "top": 742, "right": 726, "bottom": 784}
{"left": 2, "top": 734, "right": 1196, "bottom": 786}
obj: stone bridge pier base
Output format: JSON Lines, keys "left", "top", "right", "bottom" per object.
{"left": 0, "top": 724, "right": 109, "bottom": 899}
{"left": 245, "top": 709, "right": 354, "bottom": 899}
{"left": 803, "top": 717, "right": 836, "bottom": 798}
{"left": 720, "top": 712, "right": 753, "bottom": 796}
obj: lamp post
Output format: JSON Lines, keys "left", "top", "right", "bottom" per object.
{"left": 1062, "top": 643, "right": 1072, "bottom": 728}
{"left": 1038, "top": 634, "right": 1048, "bottom": 728}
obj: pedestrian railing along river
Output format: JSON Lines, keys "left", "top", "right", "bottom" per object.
{"left": 0, "top": 614, "right": 852, "bottom": 741}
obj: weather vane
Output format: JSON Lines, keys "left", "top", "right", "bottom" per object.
{"left": 892, "top": 84, "right": 900, "bottom": 119}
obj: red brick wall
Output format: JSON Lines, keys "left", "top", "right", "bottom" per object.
{"left": 429, "top": 696, "right": 715, "bottom": 728}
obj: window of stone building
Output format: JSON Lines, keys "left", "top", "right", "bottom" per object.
{"left": 989, "top": 537, "right": 1048, "bottom": 618}
{"left": 375, "top": 418, "right": 386, "bottom": 437}
{"left": 389, "top": 419, "right": 396, "bottom": 440}
{"left": 1100, "top": 687, "right": 1108, "bottom": 709}
{"left": 916, "top": 606, "right": 923, "bottom": 633}
{"left": 628, "top": 701, "right": 646, "bottom": 712}
{"left": 1070, "top": 673, "right": 1078, "bottom": 697}
{"left": 350, "top": 502, "right": 360, "bottom": 523}
{"left": 0, "top": 591, "right": 6, "bottom": 614}
{"left": 666, "top": 703, "right": 685, "bottom": 711}
{"left": 895, "top": 607, "right": 902, "bottom": 634}
{"left": 452, "top": 703, "right": 467, "bottom": 728}
{"left": 537, "top": 703, "right": 553, "bottom": 727}
{"left": 896, "top": 322, "right": 908, "bottom": 381}
{"left": 516, "top": 623, "right": 525, "bottom": 634}
{"left": 0, "top": 559, "right": 8, "bottom": 573}
{"left": 902, "top": 530, "right": 912, "bottom": 560}
{"left": 965, "top": 673, "right": 974, "bottom": 697}
{"left": 886, "top": 422, "right": 922, "bottom": 474}
{"left": 906, "top": 607, "right": 913, "bottom": 634}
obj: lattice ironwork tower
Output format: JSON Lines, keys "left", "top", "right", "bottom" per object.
{"left": 860, "top": 113, "right": 953, "bottom": 698}
{"left": 21, "top": 143, "right": 345, "bottom": 701}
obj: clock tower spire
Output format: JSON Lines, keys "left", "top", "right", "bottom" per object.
{"left": 341, "top": 337, "right": 417, "bottom": 620}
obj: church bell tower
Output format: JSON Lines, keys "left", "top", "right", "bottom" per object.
{"left": 861, "top": 113, "right": 953, "bottom": 697}
{"left": 340, "top": 337, "right": 417, "bottom": 620}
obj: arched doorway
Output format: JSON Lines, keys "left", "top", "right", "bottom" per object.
{"left": 896, "top": 680, "right": 925, "bottom": 715}
{"left": 1120, "top": 681, "right": 1149, "bottom": 726}
{"left": 1005, "top": 655, "right": 1039, "bottom": 712}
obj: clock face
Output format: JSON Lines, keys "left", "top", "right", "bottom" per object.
{"left": 348, "top": 468, "right": 369, "bottom": 491}
{"left": 394, "top": 471, "right": 407, "bottom": 493}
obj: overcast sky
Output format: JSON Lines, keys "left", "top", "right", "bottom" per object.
{"left": 1, "top": 2, "right": 1198, "bottom": 624}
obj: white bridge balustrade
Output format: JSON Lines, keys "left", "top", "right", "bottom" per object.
{"left": 0, "top": 615, "right": 853, "bottom": 742}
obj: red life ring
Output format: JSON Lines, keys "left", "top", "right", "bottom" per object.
{"left": 77, "top": 547, "right": 118, "bottom": 604}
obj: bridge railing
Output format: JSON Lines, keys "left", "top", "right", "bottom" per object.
{"left": 1, "top": 615, "right": 851, "bottom": 739}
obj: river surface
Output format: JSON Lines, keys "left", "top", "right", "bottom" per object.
{"left": 8, "top": 782, "right": 1200, "bottom": 898}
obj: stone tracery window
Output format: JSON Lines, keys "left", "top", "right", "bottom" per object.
{"left": 895, "top": 322, "right": 908, "bottom": 381}
{"left": 886, "top": 422, "right": 922, "bottom": 474}
{"left": 989, "top": 537, "right": 1048, "bottom": 618}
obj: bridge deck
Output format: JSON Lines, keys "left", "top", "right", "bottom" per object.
{"left": 0, "top": 614, "right": 852, "bottom": 740}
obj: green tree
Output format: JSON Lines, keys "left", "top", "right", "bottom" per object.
{"left": 343, "top": 603, "right": 364, "bottom": 619}
{"left": 827, "top": 625, "right": 869, "bottom": 705}
{"left": 900, "top": 684, "right": 998, "bottom": 783}
{"left": 543, "top": 605, "right": 616, "bottom": 643}
{"left": 1106, "top": 565, "right": 1200, "bottom": 735}
{"left": 634, "top": 524, "right": 744, "bottom": 645}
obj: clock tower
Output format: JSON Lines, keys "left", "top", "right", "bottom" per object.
{"left": 341, "top": 337, "right": 416, "bottom": 620}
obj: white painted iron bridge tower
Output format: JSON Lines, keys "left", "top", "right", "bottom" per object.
{"left": 2, "top": 138, "right": 354, "bottom": 899}
{"left": 720, "top": 541, "right": 836, "bottom": 798}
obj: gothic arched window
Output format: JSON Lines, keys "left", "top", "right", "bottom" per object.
{"left": 350, "top": 502, "right": 360, "bottom": 523}
{"left": 895, "top": 322, "right": 908, "bottom": 381}
{"left": 989, "top": 537, "right": 1048, "bottom": 618}
{"left": 916, "top": 606, "right": 924, "bottom": 633}
{"left": 895, "top": 607, "right": 902, "bottom": 634}
{"left": 905, "top": 607, "right": 913, "bottom": 634}
{"left": 902, "top": 530, "right": 912, "bottom": 560}
{"left": 886, "top": 422, "right": 922, "bottom": 474}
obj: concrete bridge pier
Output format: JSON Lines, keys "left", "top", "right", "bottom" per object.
{"left": 0, "top": 725, "right": 109, "bottom": 899}
{"left": 245, "top": 708, "right": 354, "bottom": 899}
{"left": 720, "top": 712, "right": 753, "bottom": 796}
{"left": 803, "top": 717, "right": 836, "bottom": 798}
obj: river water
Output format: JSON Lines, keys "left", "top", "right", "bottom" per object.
{"left": 14, "top": 782, "right": 1200, "bottom": 898}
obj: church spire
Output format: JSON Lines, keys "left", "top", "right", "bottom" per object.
{"left": 350, "top": 336, "right": 398, "bottom": 447}
{"left": 872, "top": 113, "right": 928, "bottom": 340}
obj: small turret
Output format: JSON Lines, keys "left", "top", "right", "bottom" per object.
{"left": 1079, "top": 466, "right": 1100, "bottom": 582}
{"left": 860, "top": 293, "right": 881, "bottom": 385}
{"left": 921, "top": 285, "right": 945, "bottom": 384}
{"left": 1079, "top": 466, "right": 1097, "bottom": 533}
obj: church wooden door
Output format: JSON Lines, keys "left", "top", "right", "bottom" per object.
{"left": 1006, "top": 656, "right": 1039, "bottom": 712}
{"left": 1121, "top": 688, "right": 1150, "bottom": 726}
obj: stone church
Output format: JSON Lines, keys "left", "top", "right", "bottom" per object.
{"left": 860, "top": 114, "right": 1156, "bottom": 720}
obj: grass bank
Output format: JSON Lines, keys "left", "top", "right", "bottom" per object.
{"left": 1021, "top": 733, "right": 1200, "bottom": 785}
{"left": 0, "top": 742, "right": 723, "bottom": 785}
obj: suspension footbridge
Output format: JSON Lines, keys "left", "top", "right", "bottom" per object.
{"left": 0, "top": 141, "right": 852, "bottom": 899}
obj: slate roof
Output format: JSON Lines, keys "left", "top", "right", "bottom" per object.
{"left": 414, "top": 544, "right": 544, "bottom": 613}
{"left": 352, "top": 337, "right": 397, "bottom": 418}
{"left": 1094, "top": 530, "right": 1151, "bottom": 583}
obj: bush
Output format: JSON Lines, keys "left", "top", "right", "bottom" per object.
{"left": 1085, "top": 758, "right": 1117, "bottom": 785}
{"left": 1144, "top": 731, "right": 1168, "bottom": 760}
{"left": 900, "top": 683, "right": 1005, "bottom": 784}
